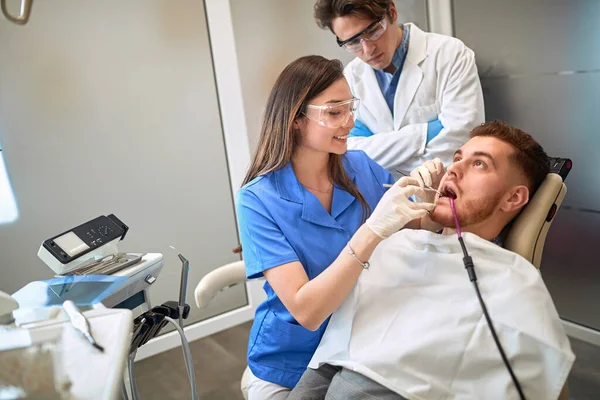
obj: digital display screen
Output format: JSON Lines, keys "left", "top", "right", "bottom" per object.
{"left": 54, "top": 231, "right": 90, "bottom": 257}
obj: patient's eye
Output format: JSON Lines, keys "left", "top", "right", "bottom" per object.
{"left": 453, "top": 156, "right": 462, "bottom": 163}
{"left": 474, "top": 160, "right": 486, "bottom": 169}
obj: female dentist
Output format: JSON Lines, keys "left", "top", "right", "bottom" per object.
{"left": 236, "top": 55, "right": 434, "bottom": 399}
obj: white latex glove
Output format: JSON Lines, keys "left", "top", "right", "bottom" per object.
{"left": 366, "top": 177, "right": 435, "bottom": 239}
{"left": 410, "top": 158, "right": 445, "bottom": 203}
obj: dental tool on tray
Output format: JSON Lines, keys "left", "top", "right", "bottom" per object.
{"left": 63, "top": 300, "right": 104, "bottom": 352}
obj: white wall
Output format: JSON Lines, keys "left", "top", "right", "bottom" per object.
{"left": 0, "top": 0, "right": 246, "bottom": 329}
{"left": 229, "top": 0, "right": 428, "bottom": 155}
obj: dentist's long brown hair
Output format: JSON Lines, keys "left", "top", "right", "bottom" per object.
{"left": 234, "top": 56, "right": 370, "bottom": 253}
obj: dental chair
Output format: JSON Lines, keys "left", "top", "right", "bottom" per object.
{"left": 194, "top": 173, "right": 568, "bottom": 400}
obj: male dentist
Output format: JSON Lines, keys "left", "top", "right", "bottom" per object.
{"left": 315, "top": 0, "right": 485, "bottom": 178}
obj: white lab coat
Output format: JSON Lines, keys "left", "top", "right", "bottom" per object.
{"left": 345, "top": 23, "right": 485, "bottom": 178}
{"left": 309, "top": 230, "right": 574, "bottom": 400}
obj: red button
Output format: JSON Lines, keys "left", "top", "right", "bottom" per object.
{"left": 546, "top": 204, "right": 557, "bottom": 222}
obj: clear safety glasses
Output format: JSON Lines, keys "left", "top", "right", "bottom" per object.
{"left": 303, "top": 98, "right": 360, "bottom": 129}
{"left": 336, "top": 18, "right": 388, "bottom": 53}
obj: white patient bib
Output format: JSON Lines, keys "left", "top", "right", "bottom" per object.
{"left": 310, "top": 230, "right": 574, "bottom": 400}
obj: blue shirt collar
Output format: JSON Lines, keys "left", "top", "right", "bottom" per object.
{"left": 384, "top": 24, "right": 410, "bottom": 75}
{"left": 392, "top": 25, "right": 410, "bottom": 71}
{"left": 274, "top": 155, "right": 357, "bottom": 205}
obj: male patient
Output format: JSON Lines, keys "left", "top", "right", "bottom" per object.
{"left": 288, "top": 121, "right": 574, "bottom": 400}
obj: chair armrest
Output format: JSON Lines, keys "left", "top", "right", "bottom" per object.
{"left": 194, "top": 260, "right": 247, "bottom": 309}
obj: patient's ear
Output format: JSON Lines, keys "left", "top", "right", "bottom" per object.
{"left": 501, "top": 185, "right": 529, "bottom": 213}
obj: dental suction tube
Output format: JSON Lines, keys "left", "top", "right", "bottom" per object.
{"left": 450, "top": 198, "right": 526, "bottom": 400}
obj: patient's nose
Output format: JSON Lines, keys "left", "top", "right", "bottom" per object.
{"left": 447, "top": 161, "right": 462, "bottom": 179}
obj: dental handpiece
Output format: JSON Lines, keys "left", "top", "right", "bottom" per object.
{"left": 178, "top": 253, "right": 189, "bottom": 327}
{"left": 170, "top": 246, "right": 190, "bottom": 327}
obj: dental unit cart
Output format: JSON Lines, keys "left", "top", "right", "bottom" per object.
{"left": 1, "top": 214, "right": 198, "bottom": 399}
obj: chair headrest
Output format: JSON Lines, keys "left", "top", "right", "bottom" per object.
{"left": 504, "top": 173, "right": 567, "bottom": 268}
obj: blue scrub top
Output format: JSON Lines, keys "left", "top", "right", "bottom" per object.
{"left": 236, "top": 150, "right": 394, "bottom": 388}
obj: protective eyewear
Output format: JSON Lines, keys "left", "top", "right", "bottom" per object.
{"left": 336, "top": 17, "right": 387, "bottom": 53}
{"left": 303, "top": 98, "right": 360, "bottom": 129}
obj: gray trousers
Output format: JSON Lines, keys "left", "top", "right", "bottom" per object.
{"left": 287, "top": 364, "right": 407, "bottom": 400}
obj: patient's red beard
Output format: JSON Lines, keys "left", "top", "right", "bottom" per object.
{"left": 431, "top": 194, "right": 502, "bottom": 228}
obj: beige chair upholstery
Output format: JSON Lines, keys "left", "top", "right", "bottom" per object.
{"left": 194, "top": 173, "right": 569, "bottom": 399}
{"left": 504, "top": 173, "right": 570, "bottom": 400}
{"left": 505, "top": 173, "right": 567, "bottom": 269}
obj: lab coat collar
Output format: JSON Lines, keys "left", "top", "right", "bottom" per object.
{"left": 392, "top": 23, "right": 427, "bottom": 130}
{"left": 352, "top": 23, "right": 428, "bottom": 131}
{"left": 403, "top": 23, "right": 427, "bottom": 66}
{"left": 274, "top": 158, "right": 357, "bottom": 228}
{"left": 354, "top": 64, "right": 393, "bottom": 130}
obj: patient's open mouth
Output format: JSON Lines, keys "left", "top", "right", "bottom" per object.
{"left": 441, "top": 185, "right": 458, "bottom": 199}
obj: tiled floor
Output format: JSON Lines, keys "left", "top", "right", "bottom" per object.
{"left": 134, "top": 321, "right": 251, "bottom": 399}
{"left": 569, "top": 337, "right": 600, "bottom": 400}
{"left": 134, "top": 321, "right": 600, "bottom": 399}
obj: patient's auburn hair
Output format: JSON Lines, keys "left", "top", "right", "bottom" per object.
{"left": 470, "top": 120, "right": 550, "bottom": 196}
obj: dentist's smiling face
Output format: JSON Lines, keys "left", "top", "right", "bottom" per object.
{"left": 430, "top": 136, "right": 524, "bottom": 229}
{"left": 298, "top": 77, "right": 355, "bottom": 155}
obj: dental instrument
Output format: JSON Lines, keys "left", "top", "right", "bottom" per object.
{"left": 396, "top": 169, "right": 444, "bottom": 197}
{"left": 450, "top": 197, "right": 526, "bottom": 400}
{"left": 63, "top": 300, "right": 104, "bottom": 352}
{"left": 170, "top": 245, "right": 190, "bottom": 328}
{"left": 382, "top": 183, "right": 442, "bottom": 195}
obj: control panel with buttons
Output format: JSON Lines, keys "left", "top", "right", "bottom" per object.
{"left": 42, "top": 214, "right": 129, "bottom": 265}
